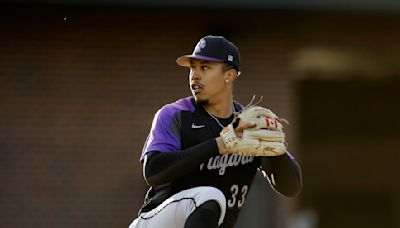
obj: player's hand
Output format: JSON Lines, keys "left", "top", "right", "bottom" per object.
{"left": 234, "top": 119, "right": 256, "bottom": 138}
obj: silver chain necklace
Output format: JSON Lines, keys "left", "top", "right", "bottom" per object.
{"left": 204, "top": 105, "right": 236, "bottom": 128}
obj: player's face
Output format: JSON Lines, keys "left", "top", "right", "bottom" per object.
{"left": 189, "top": 59, "right": 229, "bottom": 104}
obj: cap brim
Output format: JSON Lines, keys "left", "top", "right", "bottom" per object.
{"left": 176, "top": 55, "right": 225, "bottom": 67}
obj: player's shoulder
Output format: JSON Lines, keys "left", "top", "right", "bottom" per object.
{"left": 156, "top": 97, "right": 196, "bottom": 119}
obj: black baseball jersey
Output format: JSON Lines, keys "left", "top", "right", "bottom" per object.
{"left": 139, "top": 97, "right": 265, "bottom": 227}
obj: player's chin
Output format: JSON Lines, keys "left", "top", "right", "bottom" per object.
{"left": 192, "top": 90, "right": 201, "bottom": 99}
{"left": 193, "top": 94, "right": 209, "bottom": 105}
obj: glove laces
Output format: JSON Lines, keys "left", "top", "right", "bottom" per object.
{"left": 234, "top": 95, "right": 290, "bottom": 125}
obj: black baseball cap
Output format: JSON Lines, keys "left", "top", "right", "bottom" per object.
{"left": 176, "top": 35, "right": 241, "bottom": 71}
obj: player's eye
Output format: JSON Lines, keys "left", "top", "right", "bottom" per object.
{"left": 201, "top": 66, "right": 209, "bottom": 70}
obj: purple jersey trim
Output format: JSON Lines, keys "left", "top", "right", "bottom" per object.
{"left": 140, "top": 97, "right": 195, "bottom": 161}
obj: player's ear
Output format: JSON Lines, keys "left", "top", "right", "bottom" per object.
{"left": 225, "top": 68, "right": 238, "bottom": 83}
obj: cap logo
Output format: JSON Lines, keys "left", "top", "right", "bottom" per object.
{"left": 194, "top": 39, "right": 206, "bottom": 54}
{"left": 228, "top": 55, "right": 233, "bottom": 62}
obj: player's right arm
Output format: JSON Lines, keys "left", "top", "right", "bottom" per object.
{"left": 141, "top": 104, "right": 218, "bottom": 186}
{"left": 141, "top": 102, "right": 254, "bottom": 186}
{"left": 143, "top": 142, "right": 217, "bottom": 186}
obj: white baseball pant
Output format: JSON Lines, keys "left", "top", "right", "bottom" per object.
{"left": 129, "top": 186, "right": 227, "bottom": 228}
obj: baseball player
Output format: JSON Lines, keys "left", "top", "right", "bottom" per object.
{"left": 129, "top": 35, "right": 302, "bottom": 228}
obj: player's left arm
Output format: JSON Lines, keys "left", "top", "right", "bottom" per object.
{"left": 259, "top": 152, "right": 302, "bottom": 197}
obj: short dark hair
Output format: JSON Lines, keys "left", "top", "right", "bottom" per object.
{"left": 222, "top": 63, "right": 236, "bottom": 73}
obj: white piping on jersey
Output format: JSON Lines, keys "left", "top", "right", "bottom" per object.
{"left": 143, "top": 154, "right": 150, "bottom": 185}
{"left": 269, "top": 173, "right": 276, "bottom": 187}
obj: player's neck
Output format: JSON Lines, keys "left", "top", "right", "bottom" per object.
{"left": 203, "top": 95, "right": 234, "bottom": 118}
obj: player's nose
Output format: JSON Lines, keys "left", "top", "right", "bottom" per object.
{"left": 190, "top": 68, "right": 201, "bottom": 81}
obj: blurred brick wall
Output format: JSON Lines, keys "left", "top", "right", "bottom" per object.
{"left": 298, "top": 79, "right": 400, "bottom": 228}
{"left": 1, "top": 6, "right": 399, "bottom": 228}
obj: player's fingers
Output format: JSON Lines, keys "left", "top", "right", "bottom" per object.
{"left": 235, "top": 119, "right": 256, "bottom": 133}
